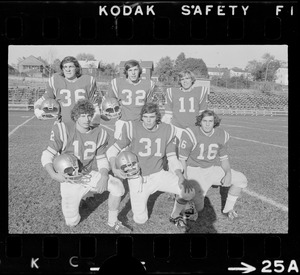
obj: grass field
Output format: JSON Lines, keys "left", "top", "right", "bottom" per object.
{"left": 8, "top": 111, "right": 288, "bottom": 234}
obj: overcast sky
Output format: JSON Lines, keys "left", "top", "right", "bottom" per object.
{"left": 8, "top": 45, "right": 288, "bottom": 69}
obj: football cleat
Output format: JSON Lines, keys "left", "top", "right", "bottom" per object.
{"left": 183, "top": 201, "right": 198, "bottom": 221}
{"left": 40, "top": 98, "right": 61, "bottom": 119}
{"left": 100, "top": 97, "right": 122, "bottom": 120}
{"left": 115, "top": 151, "right": 140, "bottom": 179}
{"left": 108, "top": 220, "right": 132, "bottom": 234}
{"left": 150, "top": 85, "right": 166, "bottom": 105}
{"left": 169, "top": 215, "right": 190, "bottom": 232}
{"left": 222, "top": 209, "right": 238, "bottom": 220}
{"left": 53, "top": 153, "right": 91, "bottom": 185}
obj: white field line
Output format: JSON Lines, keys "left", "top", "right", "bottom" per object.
{"left": 9, "top": 116, "right": 35, "bottom": 137}
{"left": 230, "top": 135, "right": 288, "bottom": 149}
{"left": 266, "top": 118, "right": 288, "bottom": 122}
{"left": 223, "top": 118, "right": 288, "bottom": 127}
{"left": 223, "top": 124, "right": 287, "bottom": 133}
{"left": 243, "top": 188, "right": 288, "bottom": 212}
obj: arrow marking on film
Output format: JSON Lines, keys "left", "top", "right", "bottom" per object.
{"left": 228, "top": 262, "right": 256, "bottom": 273}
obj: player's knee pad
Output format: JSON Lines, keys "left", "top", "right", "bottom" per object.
{"left": 233, "top": 172, "right": 248, "bottom": 189}
{"left": 108, "top": 175, "right": 125, "bottom": 197}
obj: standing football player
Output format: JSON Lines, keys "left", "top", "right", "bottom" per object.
{"left": 106, "top": 102, "right": 195, "bottom": 231}
{"left": 34, "top": 56, "right": 99, "bottom": 124}
{"left": 178, "top": 110, "right": 248, "bottom": 219}
{"left": 107, "top": 59, "right": 155, "bottom": 139}
{"left": 40, "top": 99, "right": 131, "bottom": 233}
{"left": 162, "top": 70, "right": 209, "bottom": 140}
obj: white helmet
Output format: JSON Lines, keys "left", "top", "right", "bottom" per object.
{"left": 40, "top": 98, "right": 61, "bottom": 119}
{"left": 101, "top": 97, "right": 121, "bottom": 120}
{"left": 115, "top": 151, "right": 140, "bottom": 178}
{"left": 53, "top": 153, "right": 91, "bottom": 184}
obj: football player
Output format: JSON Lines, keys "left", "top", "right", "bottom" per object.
{"left": 162, "top": 70, "right": 209, "bottom": 140}
{"left": 107, "top": 59, "right": 155, "bottom": 139}
{"left": 34, "top": 56, "right": 100, "bottom": 124}
{"left": 106, "top": 102, "right": 195, "bottom": 232}
{"left": 40, "top": 99, "right": 131, "bottom": 233}
{"left": 162, "top": 70, "right": 209, "bottom": 219}
{"left": 178, "top": 110, "right": 248, "bottom": 219}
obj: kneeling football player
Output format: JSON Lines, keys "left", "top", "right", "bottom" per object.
{"left": 40, "top": 99, "right": 131, "bottom": 233}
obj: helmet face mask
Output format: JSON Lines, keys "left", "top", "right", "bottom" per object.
{"left": 116, "top": 151, "right": 140, "bottom": 178}
{"left": 53, "top": 153, "right": 91, "bottom": 184}
{"left": 101, "top": 98, "right": 121, "bottom": 120}
{"left": 41, "top": 99, "right": 61, "bottom": 119}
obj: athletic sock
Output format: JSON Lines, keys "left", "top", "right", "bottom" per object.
{"left": 171, "top": 200, "right": 186, "bottom": 218}
{"left": 223, "top": 194, "right": 238, "bottom": 213}
{"left": 108, "top": 210, "right": 118, "bottom": 226}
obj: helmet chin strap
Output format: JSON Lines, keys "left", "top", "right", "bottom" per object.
{"left": 64, "top": 173, "right": 92, "bottom": 185}
{"left": 42, "top": 113, "right": 59, "bottom": 120}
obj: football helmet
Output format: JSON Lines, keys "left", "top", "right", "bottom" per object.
{"left": 115, "top": 151, "right": 140, "bottom": 178}
{"left": 53, "top": 153, "right": 91, "bottom": 185}
{"left": 100, "top": 97, "right": 121, "bottom": 120}
{"left": 150, "top": 86, "right": 166, "bottom": 106}
{"left": 40, "top": 98, "right": 61, "bottom": 119}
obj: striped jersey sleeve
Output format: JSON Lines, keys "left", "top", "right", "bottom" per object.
{"left": 219, "top": 129, "right": 230, "bottom": 162}
{"left": 163, "top": 87, "right": 173, "bottom": 116}
{"left": 178, "top": 128, "right": 196, "bottom": 160}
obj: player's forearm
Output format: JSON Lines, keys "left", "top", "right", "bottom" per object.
{"left": 106, "top": 144, "right": 120, "bottom": 168}
{"left": 109, "top": 157, "right": 117, "bottom": 171}
{"left": 221, "top": 158, "right": 232, "bottom": 175}
{"left": 44, "top": 163, "right": 57, "bottom": 178}
{"left": 180, "top": 159, "right": 187, "bottom": 178}
{"left": 99, "top": 168, "right": 109, "bottom": 178}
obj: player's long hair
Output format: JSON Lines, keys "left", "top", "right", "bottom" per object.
{"left": 60, "top": 56, "right": 82, "bottom": 78}
{"left": 71, "top": 99, "right": 95, "bottom": 122}
{"left": 124, "top": 59, "right": 142, "bottom": 78}
{"left": 178, "top": 70, "right": 196, "bottom": 86}
{"left": 195, "top": 110, "right": 221, "bottom": 128}
{"left": 140, "top": 102, "right": 161, "bottom": 124}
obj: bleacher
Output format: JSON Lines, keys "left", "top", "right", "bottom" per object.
{"left": 9, "top": 87, "right": 45, "bottom": 111}
{"left": 207, "top": 92, "right": 288, "bottom": 116}
{"left": 8, "top": 86, "right": 288, "bottom": 116}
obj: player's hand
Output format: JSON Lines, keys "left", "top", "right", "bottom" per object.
{"left": 51, "top": 172, "right": 66, "bottom": 183}
{"left": 112, "top": 168, "right": 127, "bottom": 180}
{"left": 95, "top": 175, "right": 109, "bottom": 194}
{"left": 34, "top": 108, "right": 46, "bottom": 120}
{"left": 180, "top": 178, "right": 194, "bottom": 194}
{"left": 221, "top": 172, "right": 232, "bottom": 187}
{"left": 161, "top": 114, "right": 172, "bottom": 124}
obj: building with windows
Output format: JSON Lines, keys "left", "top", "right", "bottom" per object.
{"left": 207, "top": 67, "right": 227, "bottom": 78}
{"left": 275, "top": 67, "right": 288, "bottom": 85}
{"left": 229, "top": 67, "right": 252, "bottom": 79}
{"left": 17, "top": 55, "right": 47, "bottom": 77}
{"left": 78, "top": 60, "right": 101, "bottom": 77}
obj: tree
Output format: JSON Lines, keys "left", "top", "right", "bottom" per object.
{"left": 99, "top": 62, "right": 118, "bottom": 78}
{"left": 174, "top": 52, "right": 186, "bottom": 74}
{"left": 154, "top": 56, "right": 176, "bottom": 85}
{"left": 246, "top": 53, "right": 281, "bottom": 82}
{"left": 76, "top": 53, "right": 96, "bottom": 61}
{"left": 51, "top": 58, "right": 61, "bottom": 73}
